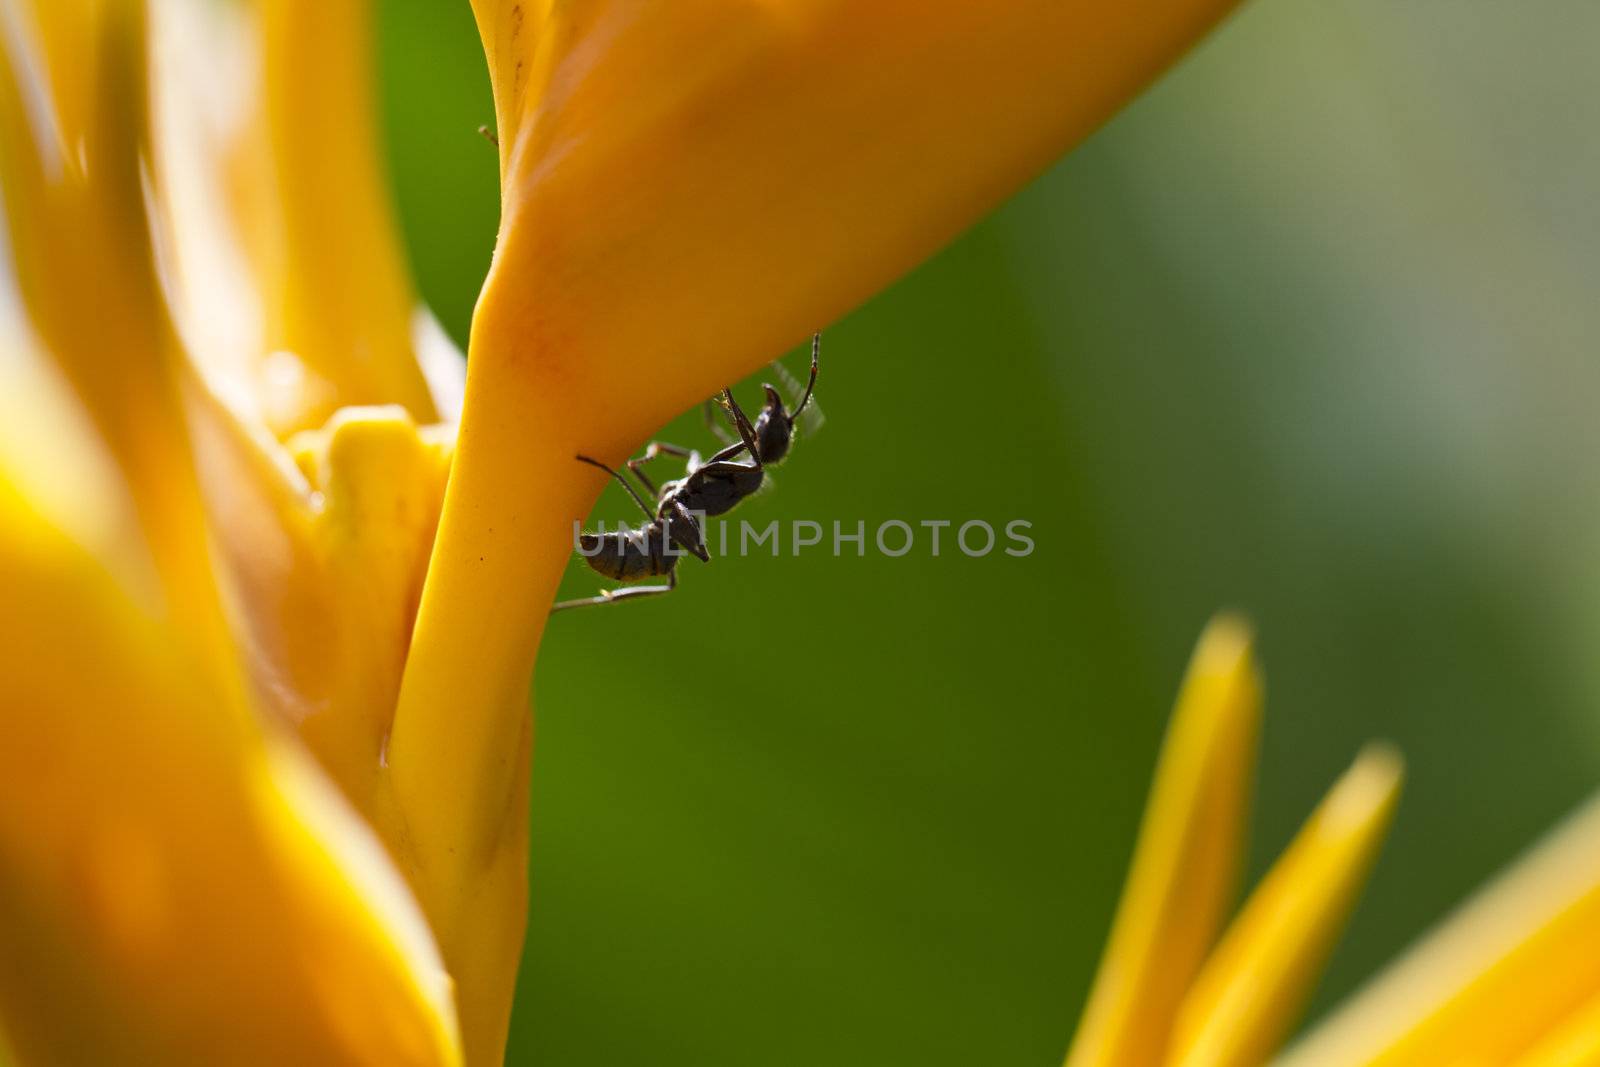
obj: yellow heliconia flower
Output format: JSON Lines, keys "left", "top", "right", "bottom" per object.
{"left": 9, "top": 0, "right": 1598, "bottom": 1063}
{"left": 0, "top": 0, "right": 461, "bottom": 1064}
{"left": 0, "top": 0, "right": 1247, "bottom": 1064}
{"left": 1064, "top": 616, "right": 1600, "bottom": 1067}
{"left": 1065, "top": 617, "right": 1404, "bottom": 1067}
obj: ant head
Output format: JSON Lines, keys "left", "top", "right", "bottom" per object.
{"left": 760, "top": 383, "right": 788, "bottom": 421}
{"left": 754, "top": 383, "right": 794, "bottom": 463}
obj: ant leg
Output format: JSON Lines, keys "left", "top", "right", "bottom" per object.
{"left": 626, "top": 441, "right": 698, "bottom": 495}
{"left": 711, "top": 388, "right": 764, "bottom": 468}
{"left": 575, "top": 454, "right": 656, "bottom": 519}
{"left": 551, "top": 569, "right": 677, "bottom": 612}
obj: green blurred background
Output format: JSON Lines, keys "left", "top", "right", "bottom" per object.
{"left": 378, "top": 2, "right": 1600, "bottom": 1063}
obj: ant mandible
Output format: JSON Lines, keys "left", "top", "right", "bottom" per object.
{"left": 551, "top": 333, "right": 821, "bottom": 612}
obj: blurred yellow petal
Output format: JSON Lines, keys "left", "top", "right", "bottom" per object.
{"left": 149, "top": 0, "right": 453, "bottom": 437}
{"left": 2, "top": 4, "right": 463, "bottom": 1060}
{"left": 1276, "top": 792, "right": 1600, "bottom": 1067}
{"left": 256, "top": 0, "right": 437, "bottom": 429}
{"left": 1168, "top": 745, "right": 1403, "bottom": 1067}
{"left": 0, "top": 256, "right": 145, "bottom": 594}
{"left": 179, "top": 383, "right": 478, "bottom": 1040}
{"left": 181, "top": 389, "right": 452, "bottom": 809}
{"left": 1512, "top": 990, "right": 1600, "bottom": 1067}
{"left": 1066, "top": 615, "right": 1262, "bottom": 1067}
{"left": 387, "top": 10, "right": 1243, "bottom": 1052}
{"left": 0, "top": 393, "right": 460, "bottom": 1067}
{"left": 0, "top": 0, "right": 228, "bottom": 653}
{"left": 146, "top": 0, "right": 459, "bottom": 820}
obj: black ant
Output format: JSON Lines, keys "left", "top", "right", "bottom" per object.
{"left": 551, "top": 334, "right": 821, "bottom": 612}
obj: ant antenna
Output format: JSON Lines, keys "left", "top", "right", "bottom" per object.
{"left": 791, "top": 332, "right": 820, "bottom": 420}
{"left": 478, "top": 124, "right": 499, "bottom": 147}
{"left": 574, "top": 454, "right": 655, "bottom": 519}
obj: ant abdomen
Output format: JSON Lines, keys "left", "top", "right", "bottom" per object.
{"left": 583, "top": 526, "right": 675, "bottom": 582}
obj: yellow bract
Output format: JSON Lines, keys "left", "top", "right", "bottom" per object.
{"left": 1168, "top": 745, "right": 1402, "bottom": 1067}
{"left": 0, "top": 476, "right": 460, "bottom": 1065}
{"left": 1278, "top": 791, "right": 1600, "bottom": 1066}
{"left": 150, "top": 0, "right": 440, "bottom": 437}
{"left": 1065, "top": 617, "right": 1403, "bottom": 1067}
{"left": 1068, "top": 616, "right": 1264, "bottom": 1067}
{"left": 0, "top": 1, "right": 463, "bottom": 1063}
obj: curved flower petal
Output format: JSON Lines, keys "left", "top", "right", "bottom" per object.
{"left": 1168, "top": 745, "right": 1403, "bottom": 1067}
{"left": 1, "top": 6, "right": 461, "bottom": 1060}
{"left": 0, "top": 0, "right": 228, "bottom": 654}
{"left": 467, "top": 0, "right": 1243, "bottom": 442}
{"left": 7, "top": 0, "right": 450, "bottom": 821}
{"left": 146, "top": 0, "right": 460, "bottom": 815}
{"left": 1275, "top": 792, "right": 1600, "bottom": 1067}
{"left": 1066, "top": 615, "right": 1262, "bottom": 1067}
{"left": 0, "top": 275, "right": 460, "bottom": 1065}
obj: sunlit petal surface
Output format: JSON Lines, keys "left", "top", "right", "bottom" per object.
{"left": 1066, "top": 615, "right": 1262, "bottom": 1067}
{"left": 0, "top": 228, "right": 461, "bottom": 1065}
{"left": 1168, "top": 746, "right": 1403, "bottom": 1067}
{"left": 0, "top": 459, "right": 460, "bottom": 1064}
{"left": 1276, "top": 792, "right": 1600, "bottom": 1067}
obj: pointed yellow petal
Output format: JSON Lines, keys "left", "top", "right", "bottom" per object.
{"left": 1276, "top": 791, "right": 1600, "bottom": 1067}
{"left": 1168, "top": 746, "right": 1403, "bottom": 1067}
{"left": 1066, "top": 615, "right": 1262, "bottom": 1067}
